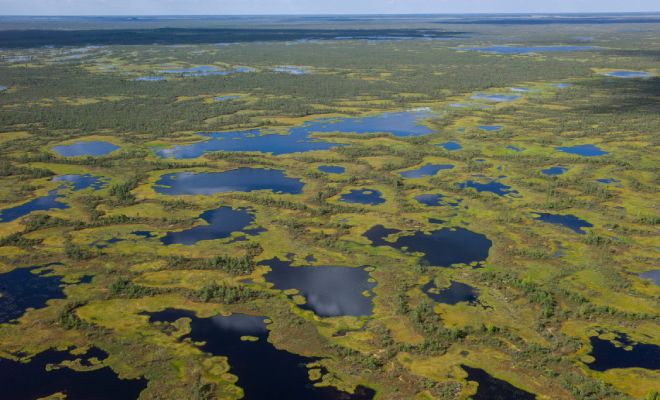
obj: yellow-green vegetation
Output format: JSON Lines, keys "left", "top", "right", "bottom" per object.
{"left": 0, "top": 15, "right": 658, "bottom": 400}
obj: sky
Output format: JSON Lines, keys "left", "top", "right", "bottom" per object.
{"left": 0, "top": 0, "right": 658, "bottom": 16}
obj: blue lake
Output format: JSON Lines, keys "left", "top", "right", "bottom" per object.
{"left": 556, "top": 144, "right": 608, "bottom": 157}
{"left": 400, "top": 163, "right": 454, "bottom": 178}
{"left": 510, "top": 87, "right": 530, "bottom": 92}
{"left": 639, "top": 270, "right": 660, "bottom": 286}
{"left": 273, "top": 65, "right": 309, "bottom": 75}
{"left": 604, "top": 71, "right": 653, "bottom": 78}
{"left": 0, "top": 85, "right": 7, "bottom": 91}
{"left": 456, "top": 179, "right": 518, "bottom": 197}
{"left": 363, "top": 225, "right": 491, "bottom": 268}
{"left": 146, "top": 309, "right": 374, "bottom": 399}
{"left": 52, "top": 174, "right": 107, "bottom": 191}
{"left": 0, "top": 190, "right": 68, "bottom": 223}
{"left": 160, "top": 206, "right": 264, "bottom": 246}
{"left": 135, "top": 76, "right": 166, "bottom": 82}
{"left": 478, "top": 125, "right": 502, "bottom": 131}
{"left": 506, "top": 145, "right": 523, "bottom": 152}
{"left": 534, "top": 213, "right": 593, "bottom": 234}
{"left": 438, "top": 141, "right": 462, "bottom": 151}
{"left": 471, "top": 93, "right": 521, "bottom": 102}
{"left": 339, "top": 189, "right": 385, "bottom": 205}
{"left": 0, "top": 266, "right": 66, "bottom": 323}
{"left": 53, "top": 141, "right": 120, "bottom": 157}
{"left": 161, "top": 65, "right": 252, "bottom": 77}
{"left": 541, "top": 166, "right": 568, "bottom": 176}
{"left": 0, "top": 348, "right": 147, "bottom": 400}
{"left": 214, "top": 95, "right": 240, "bottom": 101}
{"left": 415, "top": 194, "right": 445, "bottom": 207}
{"left": 462, "top": 365, "right": 536, "bottom": 400}
{"left": 555, "top": 83, "right": 573, "bottom": 88}
{"left": 423, "top": 280, "right": 478, "bottom": 305}
{"left": 318, "top": 165, "right": 345, "bottom": 174}
{"left": 597, "top": 178, "right": 619, "bottom": 185}
{"left": 261, "top": 258, "right": 376, "bottom": 317}
{"left": 459, "top": 45, "right": 593, "bottom": 55}
{"left": 154, "top": 168, "right": 304, "bottom": 195}
{"left": 157, "top": 110, "right": 433, "bottom": 158}
{"left": 587, "top": 333, "right": 660, "bottom": 371}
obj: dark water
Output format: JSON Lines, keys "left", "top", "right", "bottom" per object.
{"left": 639, "top": 270, "right": 660, "bottom": 285}
{"left": 153, "top": 168, "right": 304, "bottom": 195}
{"left": 339, "top": 189, "right": 385, "bottom": 205}
{"left": 161, "top": 65, "right": 252, "bottom": 77}
{"left": 461, "top": 365, "right": 536, "bottom": 400}
{"left": 157, "top": 110, "right": 433, "bottom": 158}
{"left": 459, "top": 45, "right": 593, "bottom": 54}
{"left": 423, "top": 280, "right": 478, "bottom": 305}
{"left": 510, "top": 87, "right": 530, "bottom": 92}
{"left": 214, "top": 95, "right": 240, "bottom": 101}
{"left": 437, "top": 141, "right": 462, "bottom": 151}
{"left": 478, "top": 125, "right": 502, "bottom": 131}
{"left": 156, "top": 128, "right": 342, "bottom": 158}
{"left": 556, "top": 144, "right": 608, "bottom": 157}
{"left": 318, "top": 165, "right": 345, "bottom": 174}
{"left": 53, "top": 174, "right": 107, "bottom": 191}
{"left": 400, "top": 163, "right": 454, "bottom": 178}
{"left": 534, "top": 213, "right": 592, "bottom": 234}
{"left": 506, "top": 145, "right": 523, "bottom": 152}
{"left": 261, "top": 258, "right": 375, "bottom": 317}
{"left": 160, "top": 206, "right": 264, "bottom": 245}
{"left": 146, "top": 309, "right": 375, "bottom": 400}
{"left": 415, "top": 193, "right": 444, "bottom": 207}
{"left": 456, "top": 179, "right": 518, "bottom": 197}
{"left": 0, "top": 347, "right": 147, "bottom": 400}
{"left": 541, "top": 166, "right": 568, "bottom": 176}
{"left": 604, "top": 70, "right": 652, "bottom": 78}
{"left": 587, "top": 334, "right": 660, "bottom": 371}
{"left": 596, "top": 178, "right": 619, "bottom": 185}
{"left": 135, "top": 76, "right": 166, "bottom": 81}
{"left": 471, "top": 93, "right": 521, "bottom": 102}
{"left": 52, "top": 141, "right": 120, "bottom": 157}
{"left": 0, "top": 189, "right": 68, "bottom": 223}
{"left": 0, "top": 266, "right": 66, "bottom": 323}
{"left": 363, "top": 225, "right": 491, "bottom": 267}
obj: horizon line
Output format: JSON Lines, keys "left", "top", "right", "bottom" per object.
{"left": 1, "top": 11, "right": 660, "bottom": 17}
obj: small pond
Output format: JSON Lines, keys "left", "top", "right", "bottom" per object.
{"left": 462, "top": 365, "right": 536, "bottom": 400}
{"left": 400, "top": 163, "right": 454, "bottom": 178}
{"left": 471, "top": 93, "right": 521, "bottom": 102}
{"left": 339, "top": 189, "right": 385, "bottom": 205}
{"left": 0, "top": 266, "right": 66, "bottom": 323}
{"left": 53, "top": 174, "right": 107, "bottom": 191}
{"left": 556, "top": 144, "right": 608, "bottom": 157}
{"left": 0, "top": 190, "right": 68, "bottom": 223}
{"left": 639, "top": 270, "right": 660, "bottom": 286}
{"left": 506, "top": 145, "right": 523, "bottom": 152}
{"left": 423, "top": 280, "right": 479, "bottom": 305}
{"left": 53, "top": 141, "right": 119, "bottom": 157}
{"left": 363, "top": 225, "right": 491, "bottom": 268}
{"left": 534, "top": 213, "right": 593, "bottom": 234}
{"left": 587, "top": 333, "right": 660, "bottom": 371}
{"left": 459, "top": 45, "right": 593, "bottom": 55}
{"left": 153, "top": 168, "right": 304, "bottom": 195}
{"left": 478, "top": 125, "right": 502, "bottom": 132}
{"left": 0, "top": 347, "right": 147, "bottom": 399}
{"left": 146, "top": 309, "right": 375, "bottom": 399}
{"left": 437, "top": 141, "right": 462, "bottom": 151}
{"left": 134, "top": 76, "right": 166, "bottom": 82}
{"left": 541, "top": 166, "right": 568, "bottom": 176}
{"left": 456, "top": 179, "right": 518, "bottom": 197}
{"left": 603, "top": 70, "right": 653, "bottom": 78}
{"left": 318, "top": 165, "right": 345, "bottom": 174}
{"left": 160, "top": 206, "right": 264, "bottom": 246}
{"left": 214, "top": 95, "right": 240, "bottom": 101}
{"left": 261, "top": 258, "right": 376, "bottom": 317}
{"left": 273, "top": 65, "right": 309, "bottom": 75}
